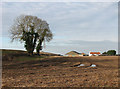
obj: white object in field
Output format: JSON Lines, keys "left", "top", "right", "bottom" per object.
{"left": 77, "top": 64, "right": 85, "bottom": 67}
{"left": 90, "top": 64, "right": 96, "bottom": 67}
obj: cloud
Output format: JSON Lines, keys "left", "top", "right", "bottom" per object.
{"left": 2, "top": 0, "right": 119, "bottom": 2}
{"left": 43, "top": 40, "right": 118, "bottom": 54}
{"left": 1, "top": 2, "right": 118, "bottom": 54}
{"left": 0, "top": 2, "right": 2, "bottom": 37}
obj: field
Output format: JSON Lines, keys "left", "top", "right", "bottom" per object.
{"left": 1, "top": 49, "right": 119, "bottom": 87}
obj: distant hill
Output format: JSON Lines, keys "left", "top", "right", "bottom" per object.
{"left": 1, "top": 49, "right": 62, "bottom": 61}
{"left": 1, "top": 49, "right": 27, "bottom": 55}
{"left": 1, "top": 49, "right": 61, "bottom": 55}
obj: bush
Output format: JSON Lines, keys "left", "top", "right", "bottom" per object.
{"left": 107, "top": 50, "right": 116, "bottom": 56}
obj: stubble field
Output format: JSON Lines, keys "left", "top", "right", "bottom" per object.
{"left": 2, "top": 56, "right": 118, "bottom": 87}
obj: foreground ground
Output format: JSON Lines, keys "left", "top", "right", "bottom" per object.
{"left": 2, "top": 55, "right": 118, "bottom": 87}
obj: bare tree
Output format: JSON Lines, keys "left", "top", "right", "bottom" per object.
{"left": 10, "top": 15, "right": 53, "bottom": 55}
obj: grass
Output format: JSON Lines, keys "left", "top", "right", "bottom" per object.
{"left": 16, "top": 55, "right": 45, "bottom": 61}
{"left": 16, "top": 56, "right": 38, "bottom": 61}
{"left": 1, "top": 49, "right": 26, "bottom": 55}
{"left": 1, "top": 49, "right": 52, "bottom": 61}
{"left": 1, "top": 49, "right": 61, "bottom": 61}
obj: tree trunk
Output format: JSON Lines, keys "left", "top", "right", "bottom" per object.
{"left": 36, "top": 40, "right": 43, "bottom": 56}
{"left": 37, "top": 50, "right": 40, "bottom": 56}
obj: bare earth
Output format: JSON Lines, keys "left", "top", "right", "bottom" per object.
{"left": 2, "top": 56, "right": 118, "bottom": 87}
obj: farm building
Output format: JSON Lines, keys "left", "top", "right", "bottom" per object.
{"left": 89, "top": 52, "right": 101, "bottom": 56}
{"left": 65, "top": 51, "right": 85, "bottom": 57}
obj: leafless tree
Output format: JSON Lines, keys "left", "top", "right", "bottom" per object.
{"left": 10, "top": 15, "right": 53, "bottom": 55}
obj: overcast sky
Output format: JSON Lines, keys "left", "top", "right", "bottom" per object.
{"left": 1, "top": 2, "right": 118, "bottom": 54}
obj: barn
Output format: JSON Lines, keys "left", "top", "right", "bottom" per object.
{"left": 89, "top": 52, "right": 101, "bottom": 56}
{"left": 65, "top": 51, "right": 85, "bottom": 57}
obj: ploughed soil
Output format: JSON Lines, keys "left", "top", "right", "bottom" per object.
{"left": 2, "top": 56, "right": 118, "bottom": 87}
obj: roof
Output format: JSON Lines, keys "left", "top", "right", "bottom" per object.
{"left": 90, "top": 52, "right": 100, "bottom": 54}
{"left": 65, "top": 51, "right": 84, "bottom": 55}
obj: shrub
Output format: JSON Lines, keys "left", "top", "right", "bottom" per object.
{"left": 107, "top": 50, "right": 116, "bottom": 56}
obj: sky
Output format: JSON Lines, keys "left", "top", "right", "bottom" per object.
{"left": 0, "top": 2, "right": 118, "bottom": 55}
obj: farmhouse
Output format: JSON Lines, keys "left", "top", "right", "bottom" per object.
{"left": 89, "top": 52, "right": 101, "bottom": 56}
{"left": 65, "top": 51, "right": 85, "bottom": 57}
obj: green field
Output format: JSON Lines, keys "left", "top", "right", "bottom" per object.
{"left": 1, "top": 49, "right": 50, "bottom": 61}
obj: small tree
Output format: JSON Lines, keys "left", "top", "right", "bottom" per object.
{"left": 102, "top": 52, "right": 107, "bottom": 54}
{"left": 107, "top": 50, "right": 116, "bottom": 56}
{"left": 10, "top": 15, "right": 53, "bottom": 55}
